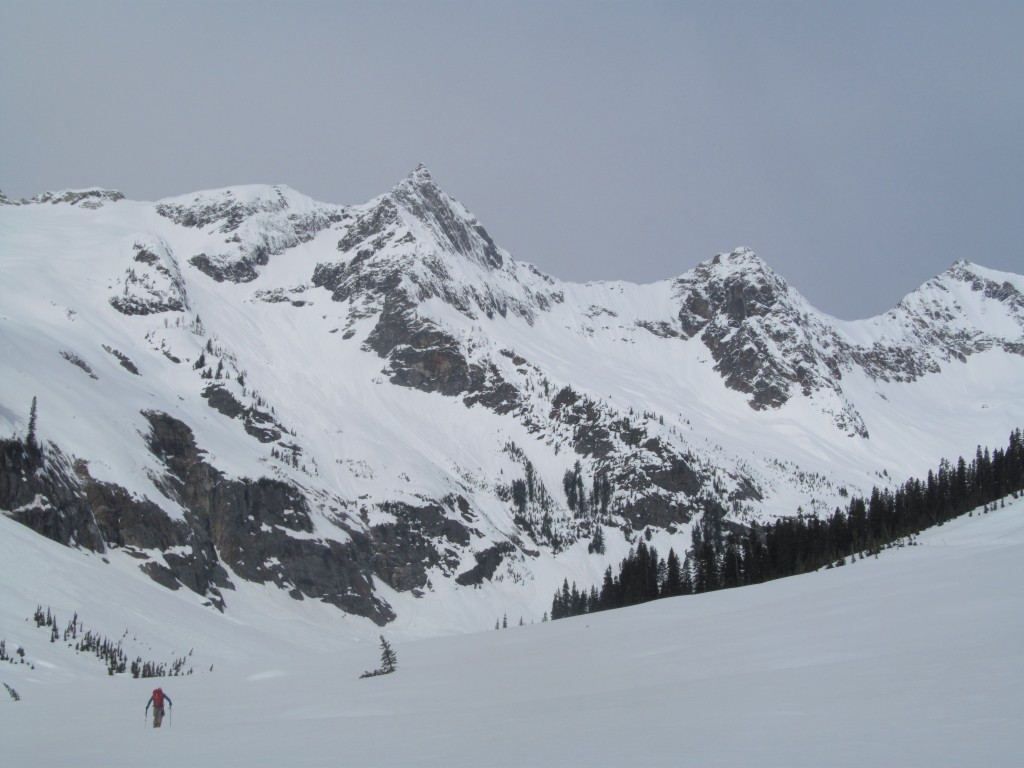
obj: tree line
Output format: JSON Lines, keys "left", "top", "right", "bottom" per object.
{"left": 31, "top": 605, "right": 193, "bottom": 678}
{"left": 553, "top": 429, "right": 1024, "bottom": 619}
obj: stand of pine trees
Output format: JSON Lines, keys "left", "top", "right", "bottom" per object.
{"left": 551, "top": 543, "right": 688, "bottom": 619}
{"left": 552, "top": 429, "right": 1024, "bottom": 620}
{"left": 30, "top": 606, "right": 193, "bottom": 677}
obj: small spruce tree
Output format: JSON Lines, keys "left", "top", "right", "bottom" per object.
{"left": 26, "top": 396, "right": 38, "bottom": 450}
{"left": 379, "top": 635, "right": 397, "bottom": 674}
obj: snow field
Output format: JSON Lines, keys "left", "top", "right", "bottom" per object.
{"left": 2, "top": 498, "right": 1022, "bottom": 767}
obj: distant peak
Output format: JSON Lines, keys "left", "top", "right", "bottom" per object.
{"left": 704, "top": 248, "right": 781, "bottom": 281}
{"left": 371, "top": 165, "right": 504, "bottom": 270}
{"left": 711, "top": 247, "right": 762, "bottom": 266}
{"left": 940, "top": 259, "right": 1024, "bottom": 295}
{"left": 30, "top": 189, "right": 125, "bottom": 207}
{"left": 675, "top": 246, "right": 800, "bottom": 325}
{"left": 390, "top": 164, "right": 440, "bottom": 200}
{"left": 944, "top": 259, "right": 1003, "bottom": 282}
{"left": 405, "top": 164, "right": 434, "bottom": 186}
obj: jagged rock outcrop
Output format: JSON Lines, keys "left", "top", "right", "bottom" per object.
{"left": 312, "top": 168, "right": 549, "bottom": 411}
{"left": 110, "top": 239, "right": 189, "bottom": 315}
{"left": 0, "top": 440, "right": 108, "bottom": 553}
{"left": 141, "top": 411, "right": 394, "bottom": 623}
{"left": 674, "top": 250, "right": 1024, "bottom": 417}
{"left": 455, "top": 542, "right": 517, "bottom": 586}
{"left": 156, "top": 185, "right": 348, "bottom": 283}
{"left": 391, "top": 165, "right": 504, "bottom": 270}
{"left": 548, "top": 385, "right": 744, "bottom": 529}
{"left": 0, "top": 417, "right": 397, "bottom": 624}
{"left": 674, "top": 249, "right": 850, "bottom": 411}
{"left": 853, "top": 261, "right": 1024, "bottom": 378}
{"left": 30, "top": 189, "right": 125, "bottom": 208}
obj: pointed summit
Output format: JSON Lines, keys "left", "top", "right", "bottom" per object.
{"left": 671, "top": 247, "right": 855, "bottom": 416}
{"left": 392, "top": 164, "right": 438, "bottom": 198}
{"left": 706, "top": 247, "right": 782, "bottom": 282}
{"left": 679, "top": 248, "right": 795, "bottom": 324}
{"left": 387, "top": 166, "right": 504, "bottom": 270}
{"left": 407, "top": 163, "right": 434, "bottom": 185}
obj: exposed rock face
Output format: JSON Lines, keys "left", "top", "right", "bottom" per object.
{"left": 0, "top": 415, "right": 397, "bottom": 624}
{"left": 156, "top": 185, "right": 348, "bottom": 284}
{"left": 360, "top": 294, "right": 520, "bottom": 413}
{"left": 852, "top": 261, "right": 1024, "bottom": 377}
{"left": 674, "top": 249, "right": 851, "bottom": 411}
{"left": 189, "top": 252, "right": 265, "bottom": 283}
{"left": 141, "top": 411, "right": 394, "bottom": 622}
{"left": 456, "top": 542, "right": 517, "bottom": 586}
{"left": 0, "top": 440, "right": 108, "bottom": 553}
{"left": 311, "top": 169, "right": 540, "bottom": 413}
{"left": 675, "top": 251, "right": 1024, "bottom": 420}
{"left": 547, "top": 385, "right": 738, "bottom": 529}
{"left": 31, "top": 189, "right": 125, "bottom": 207}
{"left": 391, "top": 165, "right": 504, "bottom": 270}
{"left": 1, "top": 409, "right": 543, "bottom": 624}
{"left": 314, "top": 167, "right": 559, "bottom": 324}
{"left": 199, "top": 384, "right": 282, "bottom": 443}
{"left": 370, "top": 500, "right": 472, "bottom": 592}
{"left": 110, "top": 239, "right": 189, "bottom": 315}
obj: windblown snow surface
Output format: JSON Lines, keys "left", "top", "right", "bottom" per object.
{"left": 2, "top": 498, "right": 1022, "bottom": 767}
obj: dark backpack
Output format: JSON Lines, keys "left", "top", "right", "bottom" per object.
{"left": 152, "top": 688, "right": 164, "bottom": 708}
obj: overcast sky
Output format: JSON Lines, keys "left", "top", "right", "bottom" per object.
{"left": 2, "top": 1, "right": 1021, "bottom": 319}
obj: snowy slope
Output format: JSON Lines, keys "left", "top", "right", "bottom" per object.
{"left": 1, "top": 499, "right": 1022, "bottom": 767}
{"left": 1, "top": 168, "right": 1023, "bottom": 633}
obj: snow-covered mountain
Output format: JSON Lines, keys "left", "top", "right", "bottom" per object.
{"left": 2, "top": 166, "right": 1022, "bottom": 633}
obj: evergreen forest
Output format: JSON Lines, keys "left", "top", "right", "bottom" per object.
{"left": 552, "top": 429, "right": 1024, "bottom": 619}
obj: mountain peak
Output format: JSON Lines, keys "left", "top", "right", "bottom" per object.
{"left": 708, "top": 247, "right": 776, "bottom": 276}
{"left": 684, "top": 248, "right": 791, "bottom": 303}
{"left": 945, "top": 259, "right": 1024, "bottom": 293}
{"left": 383, "top": 167, "right": 504, "bottom": 271}
{"left": 406, "top": 163, "right": 434, "bottom": 185}
{"left": 716, "top": 245, "right": 757, "bottom": 261}
{"left": 30, "top": 188, "right": 125, "bottom": 208}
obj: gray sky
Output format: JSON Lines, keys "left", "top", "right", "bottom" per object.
{"left": 2, "top": 0, "right": 1022, "bottom": 319}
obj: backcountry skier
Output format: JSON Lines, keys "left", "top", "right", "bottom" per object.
{"left": 145, "top": 687, "right": 173, "bottom": 728}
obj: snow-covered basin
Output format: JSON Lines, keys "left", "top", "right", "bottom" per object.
{"left": 2, "top": 498, "right": 1022, "bottom": 767}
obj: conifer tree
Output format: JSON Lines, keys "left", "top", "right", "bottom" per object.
{"left": 26, "top": 396, "right": 38, "bottom": 450}
{"left": 511, "top": 479, "right": 527, "bottom": 514}
{"left": 662, "top": 548, "right": 684, "bottom": 597}
{"left": 600, "top": 565, "right": 617, "bottom": 610}
{"left": 378, "top": 635, "right": 397, "bottom": 674}
{"left": 680, "top": 558, "right": 694, "bottom": 595}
